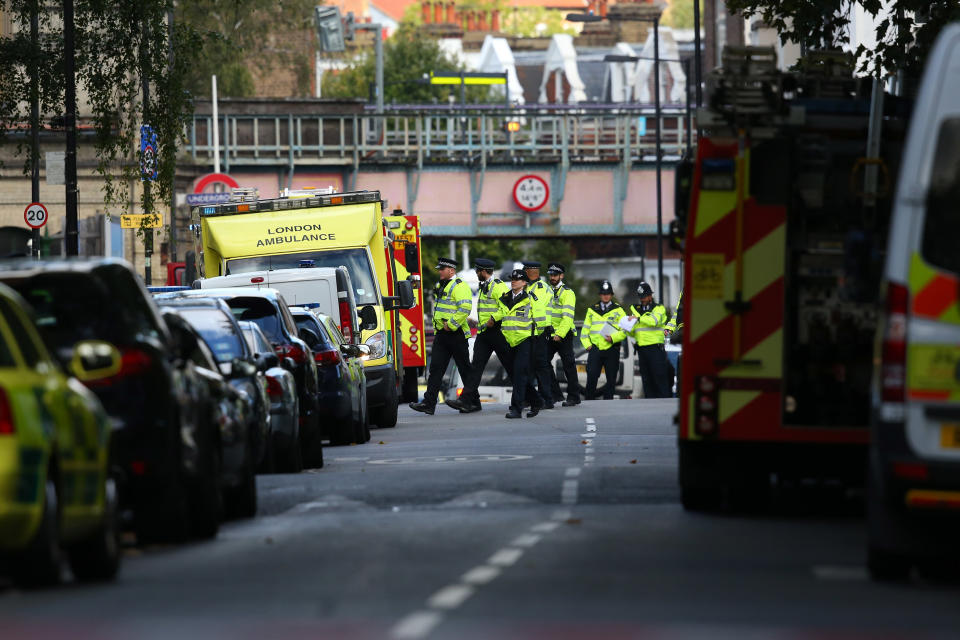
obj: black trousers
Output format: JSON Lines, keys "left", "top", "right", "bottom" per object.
{"left": 585, "top": 346, "right": 620, "bottom": 400}
{"left": 423, "top": 330, "right": 472, "bottom": 407}
{"left": 636, "top": 343, "right": 672, "bottom": 399}
{"left": 510, "top": 338, "right": 532, "bottom": 412}
{"left": 531, "top": 332, "right": 554, "bottom": 405}
{"left": 460, "top": 327, "right": 513, "bottom": 408}
{"left": 548, "top": 332, "right": 581, "bottom": 402}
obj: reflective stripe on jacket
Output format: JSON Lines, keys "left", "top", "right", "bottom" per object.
{"left": 525, "top": 280, "right": 550, "bottom": 335}
{"left": 579, "top": 302, "right": 626, "bottom": 351}
{"left": 477, "top": 278, "right": 509, "bottom": 331}
{"left": 547, "top": 283, "right": 576, "bottom": 338}
{"left": 433, "top": 277, "right": 472, "bottom": 337}
{"left": 665, "top": 290, "right": 683, "bottom": 333}
{"left": 629, "top": 303, "right": 666, "bottom": 346}
{"left": 493, "top": 290, "right": 534, "bottom": 347}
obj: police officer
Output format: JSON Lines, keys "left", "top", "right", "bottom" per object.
{"left": 410, "top": 257, "right": 473, "bottom": 415}
{"left": 454, "top": 258, "right": 512, "bottom": 413}
{"left": 545, "top": 263, "right": 581, "bottom": 406}
{"left": 626, "top": 281, "right": 672, "bottom": 399}
{"left": 524, "top": 261, "right": 554, "bottom": 409}
{"left": 488, "top": 269, "right": 539, "bottom": 419}
{"left": 581, "top": 280, "right": 626, "bottom": 400}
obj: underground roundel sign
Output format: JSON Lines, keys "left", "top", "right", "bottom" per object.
{"left": 513, "top": 175, "right": 549, "bottom": 212}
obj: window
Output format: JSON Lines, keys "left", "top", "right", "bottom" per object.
{"left": 224, "top": 297, "right": 284, "bottom": 343}
{"left": 180, "top": 309, "right": 246, "bottom": 363}
{"left": 226, "top": 248, "right": 380, "bottom": 305}
{"left": 923, "top": 118, "right": 960, "bottom": 275}
{"left": 0, "top": 319, "right": 19, "bottom": 368}
{"left": 292, "top": 314, "right": 331, "bottom": 350}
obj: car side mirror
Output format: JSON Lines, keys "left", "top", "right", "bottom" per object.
{"left": 258, "top": 352, "right": 279, "bottom": 370}
{"left": 358, "top": 305, "right": 377, "bottom": 331}
{"left": 70, "top": 340, "right": 122, "bottom": 382}
{"left": 229, "top": 357, "right": 258, "bottom": 378}
{"left": 281, "top": 356, "right": 296, "bottom": 372}
{"left": 357, "top": 344, "right": 370, "bottom": 357}
{"left": 339, "top": 343, "right": 359, "bottom": 358}
{"left": 298, "top": 327, "right": 321, "bottom": 348}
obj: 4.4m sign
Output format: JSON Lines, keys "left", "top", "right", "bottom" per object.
{"left": 513, "top": 175, "right": 549, "bottom": 212}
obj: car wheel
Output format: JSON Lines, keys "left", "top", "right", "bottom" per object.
{"left": 136, "top": 477, "right": 191, "bottom": 545}
{"left": 69, "top": 476, "right": 121, "bottom": 582}
{"left": 13, "top": 478, "right": 63, "bottom": 587}
{"left": 258, "top": 426, "right": 277, "bottom": 474}
{"left": 224, "top": 460, "right": 257, "bottom": 519}
{"left": 188, "top": 440, "right": 222, "bottom": 539}
{"left": 282, "top": 431, "right": 303, "bottom": 473}
{"left": 302, "top": 430, "right": 325, "bottom": 469}
{"left": 868, "top": 547, "right": 912, "bottom": 582}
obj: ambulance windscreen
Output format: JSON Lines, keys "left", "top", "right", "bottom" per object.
{"left": 226, "top": 249, "right": 379, "bottom": 306}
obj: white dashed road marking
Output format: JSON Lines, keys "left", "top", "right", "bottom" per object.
{"left": 511, "top": 534, "right": 542, "bottom": 547}
{"left": 392, "top": 611, "right": 443, "bottom": 639}
{"left": 488, "top": 548, "right": 524, "bottom": 567}
{"left": 427, "top": 585, "right": 475, "bottom": 610}
{"left": 461, "top": 565, "right": 501, "bottom": 585}
{"left": 531, "top": 521, "right": 560, "bottom": 533}
{"left": 565, "top": 467, "right": 582, "bottom": 478}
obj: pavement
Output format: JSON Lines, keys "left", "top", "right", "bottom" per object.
{"left": 1, "top": 399, "right": 958, "bottom": 639}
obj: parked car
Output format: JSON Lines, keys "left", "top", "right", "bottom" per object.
{"left": 155, "top": 288, "right": 323, "bottom": 468}
{"left": 290, "top": 307, "right": 370, "bottom": 445}
{"left": 160, "top": 304, "right": 263, "bottom": 519}
{"left": 0, "top": 259, "right": 216, "bottom": 544}
{"left": 0, "top": 283, "right": 121, "bottom": 586}
{"left": 239, "top": 320, "right": 302, "bottom": 473}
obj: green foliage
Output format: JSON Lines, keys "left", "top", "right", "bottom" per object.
{"left": 499, "top": 7, "right": 576, "bottom": 38}
{"left": 322, "top": 25, "right": 493, "bottom": 104}
{"left": 176, "top": 0, "right": 316, "bottom": 97}
{"left": 661, "top": 0, "right": 704, "bottom": 30}
{"left": 726, "top": 0, "right": 960, "bottom": 78}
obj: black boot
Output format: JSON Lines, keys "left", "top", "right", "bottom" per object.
{"left": 444, "top": 397, "right": 466, "bottom": 411}
{"left": 409, "top": 402, "right": 435, "bottom": 415}
{"left": 505, "top": 408, "right": 523, "bottom": 419}
{"left": 460, "top": 402, "right": 482, "bottom": 414}
{"left": 527, "top": 405, "right": 540, "bottom": 418}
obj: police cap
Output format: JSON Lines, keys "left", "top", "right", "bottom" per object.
{"left": 598, "top": 280, "right": 614, "bottom": 294}
{"left": 546, "top": 263, "right": 565, "bottom": 275}
{"left": 435, "top": 257, "right": 458, "bottom": 270}
{"left": 509, "top": 269, "right": 527, "bottom": 281}
{"left": 523, "top": 260, "right": 541, "bottom": 269}
{"left": 636, "top": 281, "right": 654, "bottom": 297}
{"left": 473, "top": 258, "right": 495, "bottom": 271}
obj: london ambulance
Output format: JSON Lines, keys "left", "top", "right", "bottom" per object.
{"left": 190, "top": 189, "right": 414, "bottom": 428}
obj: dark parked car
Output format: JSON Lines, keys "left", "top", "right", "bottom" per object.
{"left": 240, "top": 321, "right": 302, "bottom": 473}
{"left": 0, "top": 259, "right": 217, "bottom": 543}
{"left": 160, "top": 302, "right": 267, "bottom": 518}
{"left": 156, "top": 288, "right": 323, "bottom": 468}
{"left": 290, "top": 307, "right": 370, "bottom": 446}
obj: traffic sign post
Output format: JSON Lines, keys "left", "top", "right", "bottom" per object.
{"left": 24, "top": 202, "right": 48, "bottom": 260}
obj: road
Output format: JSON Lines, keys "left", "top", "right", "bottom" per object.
{"left": 1, "top": 399, "right": 959, "bottom": 639}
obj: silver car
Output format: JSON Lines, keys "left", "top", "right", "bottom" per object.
{"left": 239, "top": 321, "right": 301, "bottom": 473}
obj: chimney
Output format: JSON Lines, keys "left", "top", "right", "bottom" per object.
{"left": 491, "top": 9, "right": 500, "bottom": 31}
{"left": 599, "top": 0, "right": 608, "bottom": 18}
{"left": 434, "top": 1, "right": 443, "bottom": 24}
{"left": 445, "top": 1, "right": 456, "bottom": 24}
{"left": 478, "top": 9, "right": 487, "bottom": 31}
{"left": 421, "top": 0, "right": 431, "bottom": 23}
{"left": 467, "top": 10, "right": 476, "bottom": 31}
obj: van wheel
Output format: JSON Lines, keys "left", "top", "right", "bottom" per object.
{"left": 401, "top": 367, "right": 419, "bottom": 403}
{"left": 69, "top": 477, "right": 121, "bottom": 582}
{"left": 868, "top": 547, "right": 912, "bottom": 582}
{"left": 680, "top": 484, "right": 721, "bottom": 512}
{"left": 14, "top": 478, "right": 63, "bottom": 587}
{"left": 373, "top": 380, "right": 398, "bottom": 428}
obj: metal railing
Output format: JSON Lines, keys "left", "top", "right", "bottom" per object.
{"left": 185, "top": 105, "right": 695, "bottom": 169}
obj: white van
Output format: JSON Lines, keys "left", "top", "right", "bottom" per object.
{"left": 868, "top": 24, "right": 960, "bottom": 581}
{"left": 200, "top": 265, "right": 360, "bottom": 345}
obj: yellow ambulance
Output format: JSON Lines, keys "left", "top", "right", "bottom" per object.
{"left": 190, "top": 189, "right": 414, "bottom": 428}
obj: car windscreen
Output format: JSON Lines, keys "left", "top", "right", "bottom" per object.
{"left": 292, "top": 314, "right": 332, "bottom": 350}
{"left": 178, "top": 309, "right": 246, "bottom": 363}
{"left": 225, "top": 248, "right": 380, "bottom": 306}
{"left": 240, "top": 323, "right": 272, "bottom": 355}
{"left": 222, "top": 297, "right": 285, "bottom": 344}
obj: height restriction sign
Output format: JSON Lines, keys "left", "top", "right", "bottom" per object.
{"left": 24, "top": 202, "right": 48, "bottom": 229}
{"left": 512, "top": 175, "right": 549, "bottom": 212}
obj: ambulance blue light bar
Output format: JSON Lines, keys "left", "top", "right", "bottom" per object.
{"left": 194, "top": 190, "right": 382, "bottom": 217}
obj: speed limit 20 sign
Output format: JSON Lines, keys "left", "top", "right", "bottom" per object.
{"left": 24, "top": 202, "right": 48, "bottom": 229}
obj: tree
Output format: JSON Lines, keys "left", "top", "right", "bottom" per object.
{"left": 499, "top": 7, "right": 576, "bottom": 38}
{"left": 176, "top": 0, "right": 316, "bottom": 98}
{"left": 726, "top": 0, "right": 960, "bottom": 78}
{"left": 322, "top": 24, "right": 492, "bottom": 104}
{"left": 661, "top": 0, "right": 704, "bottom": 30}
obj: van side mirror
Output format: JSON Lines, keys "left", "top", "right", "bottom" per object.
{"left": 397, "top": 279, "right": 415, "bottom": 309}
{"left": 358, "top": 305, "right": 378, "bottom": 330}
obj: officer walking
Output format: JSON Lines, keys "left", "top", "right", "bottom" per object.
{"left": 487, "top": 269, "right": 540, "bottom": 419}
{"left": 545, "top": 263, "right": 581, "bottom": 406}
{"left": 626, "top": 281, "right": 672, "bottom": 399}
{"left": 581, "top": 280, "right": 626, "bottom": 400}
{"left": 410, "top": 257, "right": 473, "bottom": 415}
{"left": 524, "top": 261, "right": 554, "bottom": 409}
{"left": 453, "top": 258, "right": 512, "bottom": 413}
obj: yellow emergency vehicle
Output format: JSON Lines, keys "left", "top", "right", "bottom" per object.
{"left": 190, "top": 189, "right": 415, "bottom": 428}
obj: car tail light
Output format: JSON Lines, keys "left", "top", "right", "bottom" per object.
{"left": 265, "top": 375, "right": 284, "bottom": 400}
{"left": 130, "top": 460, "right": 147, "bottom": 475}
{"left": 314, "top": 348, "right": 341, "bottom": 367}
{"left": 694, "top": 375, "right": 719, "bottom": 437}
{"left": 892, "top": 461, "right": 929, "bottom": 481}
{"left": 339, "top": 300, "right": 354, "bottom": 343}
{"left": 0, "top": 388, "right": 14, "bottom": 435}
{"left": 275, "top": 343, "right": 307, "bottom": 365}
{"left": 85, "top": 348, "right": 153, "bottom": 387}
{"left": 881, "top": 281, "right": 909, "bottom": 405}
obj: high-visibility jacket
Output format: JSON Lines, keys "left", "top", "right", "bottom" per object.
{"left": 525, "top": 279, "right": 550, "bottom": 335}
{"left": 477, "top": 277, "right": 509, "bottom": 331}
{"left": 493, "top": 290, "right": 534, "bottom": 347}
{"left": 629, "top": 303, "right": 667, "bottom": 346}
{"left": 433, "top": 277, "right": 472, "bottom": 337}
{"left": 580, "top": 301, "right": 626, "bottom": 351}
{"left": 665, "top": 290, "right": 683, "bottom": 333}
{"left": 547, "top": 283, "right": 576, "bottom": 339}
